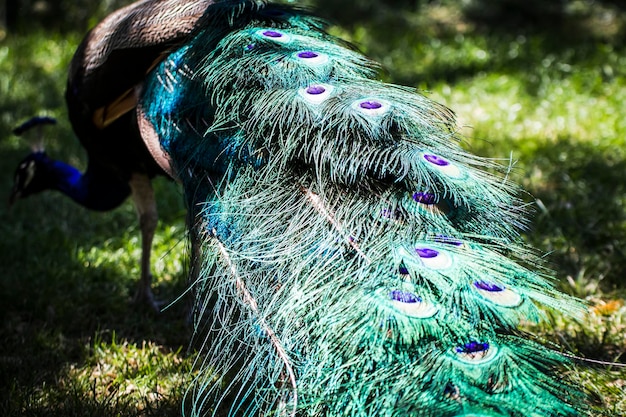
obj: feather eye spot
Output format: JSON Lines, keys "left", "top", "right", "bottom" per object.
{"left": 474, "top": 281, "right": 504, "bottom": 292}
{"left": 351, "top": 98, "right": 390, "bottom": 116}
{"left": 424, "top": 153, "right": 450, "bottom": 166}
{"left": 389, "top": 289, "right": 420, "bottom": 303}
{"left": 411, "top": 192, "right": 454, "bottom": 217}
{"left": 422, "top": 153, "right": 466, "bottom": 179}
{"left": 454, "top": 341, "right": 497, "bottom": 364}
{"left": 360, "top": 100, "right": 382, "bottom": 110}
{"left": 244, "top": 43, "right": 256, "bottom": 51}
{"left": 297, "top": 50, "right": 319, "bottom": 59}
{"left": 298, "top": 83, "right": 334, "bottom": 105}
{"left": 416, "top": 248, "right": 439, "bottom": 258}
{"left": 256, "top": 29, "right": 292, "bottom": 43}
{"left": 412, "top": 192, "right": 436, "bottom": 205}
{"left": 415, "top": 247, "right": 453, "bottom": 269}
{"left": 388, "top": 289, "right": 438, "bottom": 318}
{"left": 262, "top": 30, "right": 283, "bottom": 38}
{"left": 306, "top": 85, "right": 326, "bottom": 95}
{"left": 474, "top": 281, "right": 523, "bottom": 307}
{"left": 293, "top": 50, "right": 329, "bottom": 66}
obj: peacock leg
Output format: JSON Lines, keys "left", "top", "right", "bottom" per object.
{"left": 129, "top": 172, "right": 159, "bottom": 311}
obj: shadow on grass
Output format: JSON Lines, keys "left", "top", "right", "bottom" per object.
{"left": 521, "top": 139, "right": 626, "bottom": 292}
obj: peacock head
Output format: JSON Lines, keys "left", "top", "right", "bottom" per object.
{"left": 10, "top": 151, "right": 53, "bottom": 205}
{"left": 9, "top": 116, "right": 57, "bottom": 206}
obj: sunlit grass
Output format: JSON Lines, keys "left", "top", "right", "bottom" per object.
{"left": 4, "top": 335, "right": 195, "bottom": 417}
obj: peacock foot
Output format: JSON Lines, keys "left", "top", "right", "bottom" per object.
{"left": 132, "top": 275, "right": 162, "bottom": 312}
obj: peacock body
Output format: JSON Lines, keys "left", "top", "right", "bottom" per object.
{"left": 15, "top": 0, "right": 589, "bottom": 415}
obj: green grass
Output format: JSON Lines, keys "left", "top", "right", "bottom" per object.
{"left": 1, "top": 1, "right": 626, "bottom": 416}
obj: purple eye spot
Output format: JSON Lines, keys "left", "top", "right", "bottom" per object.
{"left": 262, "top": 30, "right": 283, "bottom": 38}
{"left": 306, "top": 85, "right": 326, "bottom": 95}
{"left": 398, "top": 265, "right": 409, "bottom": 275}
{"left": 412, "top": 192, "right": 436, "bottom": 204}
{"left": 424, "top": 154, "right": 450, "bottom": 166}
{"left": 474, "top": 281, "right": 504, "bottom": 292}
{"left": 297, "top": 51, "right": 319, "bottom": 59}
{"left": 360, "top": 100, "right": 383, "bottom": 110}
{"left": 389, "top": 290, "right": 420, "bottom": 304}
{"left": 456, "top": 341, "right": 489, "bottom": 354}
{"left": 245, "top": 43, "right": 256, "bottom": 51}
{"left": 416, "top": 248, "right": 439, "bottom": 258}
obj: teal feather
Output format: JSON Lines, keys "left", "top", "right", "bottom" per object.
{"left": 137, "top": 1, "right": 588, "bottom": 416}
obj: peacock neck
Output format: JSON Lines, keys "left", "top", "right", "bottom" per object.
{"left": 48, "top": 159, "right": 83, "bottom": 197}
{"left": 45, "top": 157, "right": 130, "bottom": 211}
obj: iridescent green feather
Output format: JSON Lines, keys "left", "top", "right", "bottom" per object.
{"left": 139, "top": 1, "right": 588, "bottom": 416}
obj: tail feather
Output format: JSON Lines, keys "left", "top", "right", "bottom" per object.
{"left": 138, "top": 1, "right": 587, "bottom": 416}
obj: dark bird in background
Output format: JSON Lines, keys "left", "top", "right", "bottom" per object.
{"left": 11, "top": 112, "right": 164, "bottom": 308}
{"left": 11, "top": 0, "right": 589, "bottom": 415}
{"left": 9, "top": 0, "right": 214, "bottom": 308}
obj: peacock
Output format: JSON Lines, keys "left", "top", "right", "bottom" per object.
{"left": 10, "top": 112, "right": 166, "bottom": 307}
{"left": 8, "top": 0, "right": 185, "bottom": 308}
{"left": 13, "top": 0, "right": 591, "bottom": 415}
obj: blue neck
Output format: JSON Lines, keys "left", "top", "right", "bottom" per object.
{"left": 50, "top": 159, "right": 83, "bottom": 196}
{"left": 47, "top": 158, "right": 131, "bottom": 211}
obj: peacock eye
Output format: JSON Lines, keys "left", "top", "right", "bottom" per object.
{"left": 256, "top": 29, "right": 292, "bottom": 43}
{"left": 387, "top": 288, "right": 438, "bottom": 318}
{"left": 306, "top": 85, "right": 326, "bottom": 95}
{"left": 415, "top": 247, "right": 453, "bottom": 269}
{"left": 297, "top": 83, "right": 334, "bottom": 105}
{"left": 456, "top": 341, "right": 490, "bottom": 353}
{"left": 474, "top": 281, "right": 504, "bottom": 292}
{"left": 297, "top": 51, "right": 319, "bottom": 59}
{"left": 423, "top": 154, "right": 450, "bottom": 166}
{"left": 422, "top": 152, "right": 466, "bottom": 179}
{"left": 293, "top": 50, "right": 329, "bottom": 66}
{"left": 351, "top": 98, "right": 390, "bottom": 116}
{"left": 262, "top": 30, "right": 283, "bottom": 38}
{"left": 389, "top": 289, "right": 420, "bottom": 303}
{"left": 360, "top": 100, "right": 382, "bottom": 110}
{"left": 23, "top": 160, "right": 36, "bottom": 187}
{"left": 412, "top": 192, "right": 436, "bottom": 204}
{"left": 474, "top": 280, "right": 522, "bottom": 307}
{"left": 415, "top": 248, "right": 439, "bottom": 258}
{"left": 454, "top": 340, "right": 498, "bottom": 364}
